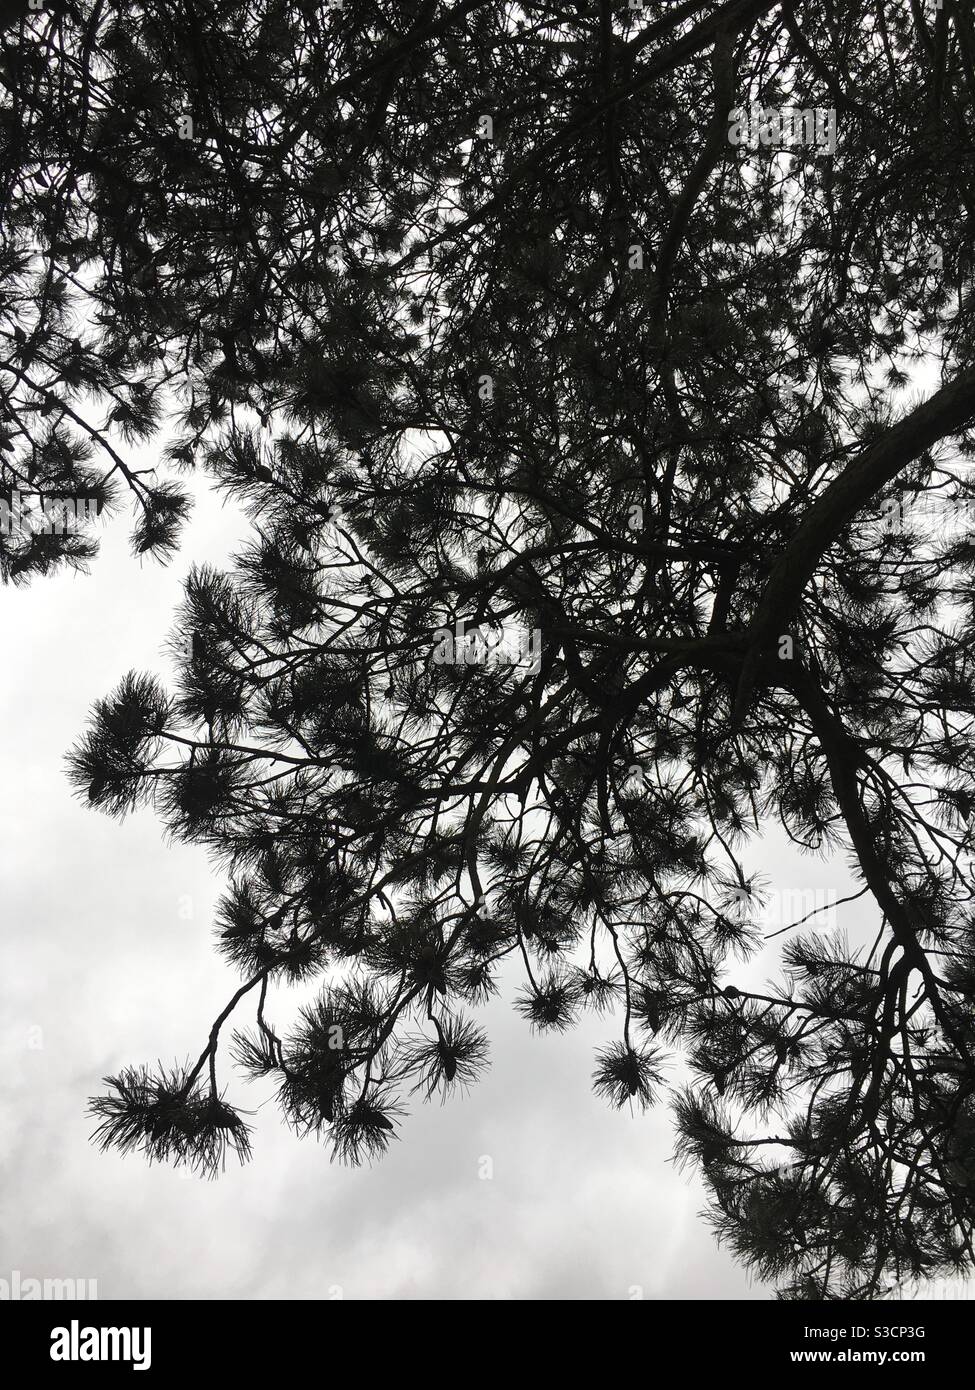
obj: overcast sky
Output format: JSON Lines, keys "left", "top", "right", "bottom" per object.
{"left": 0, "top": 476, "right": 888, "bottom": 1300}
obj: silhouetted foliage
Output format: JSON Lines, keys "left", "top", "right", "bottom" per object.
{"left": 9, "top": 0, "right": 975, "bottom": 1296}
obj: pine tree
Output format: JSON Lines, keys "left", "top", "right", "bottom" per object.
{"left": 8, "top": 0, "right": 975, "bottom": 1297}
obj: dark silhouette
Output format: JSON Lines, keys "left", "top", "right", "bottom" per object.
{"left": 6, "top": 0, "right": 975, "bottom": 1299}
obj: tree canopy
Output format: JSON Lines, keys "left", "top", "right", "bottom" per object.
{"left": 7, "top": 0, "right": 975, "bottom": 1298}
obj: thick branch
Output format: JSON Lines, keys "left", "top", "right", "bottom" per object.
{"left": 731, "top": 364, "right": 975, "bottom": 727}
